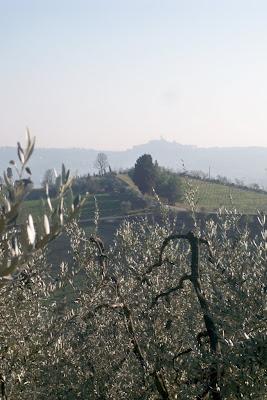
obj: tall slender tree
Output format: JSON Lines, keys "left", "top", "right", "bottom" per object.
{"left": 132, "top": 154, "right": 156, "bottom": 194}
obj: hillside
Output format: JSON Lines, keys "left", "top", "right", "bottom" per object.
{"left": 180, "top": 177, "right": 267, "bottom": 214}
{"left": 20, "top": 174, "right": 267, "bottom": 227}
{"left": 1, "top": 139, "right": 267, "bottom": 187}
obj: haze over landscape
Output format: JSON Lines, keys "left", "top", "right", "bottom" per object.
{"left": 1, "top": 0, "right": 267, "bottom": 150}
{"left": 1, "top": 139, "right": 267, "bottom": 188}
{"left": 1, "top": 3, "right": 267, "bottom": 399}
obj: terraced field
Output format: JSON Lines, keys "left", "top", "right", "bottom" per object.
{"left": 19, "top": 175, "right": 267, "bottom": 227}
{"left": 180, "top": 177, "right": 267, "bottom": 214}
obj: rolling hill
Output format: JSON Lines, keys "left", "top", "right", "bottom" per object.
{"left": 1, "top": 139, "right": 267, "bottom": 188}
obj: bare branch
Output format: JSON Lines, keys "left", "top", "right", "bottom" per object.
{"left": 151, "top": 274, "right": 191, "bottom": 307}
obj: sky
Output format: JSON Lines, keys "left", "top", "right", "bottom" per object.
{"left": 1, "top": 0, "right": 267, "bottom": 150}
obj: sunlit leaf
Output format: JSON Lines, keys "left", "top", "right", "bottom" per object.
{"left": 44, "top": 214, "right": 50, "bottom": 235}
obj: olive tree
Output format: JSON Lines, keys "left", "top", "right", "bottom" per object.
{"left": 85, "top": 213, "right": 264, "bottom": 399}
{"left": 0, "top": 139, "right": 265, "bottom": 399}
{"left": 28, "top": 205, "right": 264, "bottom": 399}
{"left": 0, "top": 133, "right": 87, "bottom": 284}
{"left": 0, "top": 132, "right": 89, "bottom": 398}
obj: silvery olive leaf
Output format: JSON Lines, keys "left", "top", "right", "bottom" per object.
{"left": 44, "top": 214, "right": 50, "bottom": 235}
{"left": 17, "top": 142, "right": 25, "bottom": 164}
{"left": 27, "top": 214, "right": 36, "bottom": 245}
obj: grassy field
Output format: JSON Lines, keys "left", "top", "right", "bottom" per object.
{"left": 19, "top": 175, "right": 267, "bottom": 226}
{"left": 19, "top": 190, "right": 146, "bottom": 226}
{"left": 18, "top": 194, "right": 122, "bottom": 224}
{"left": 180, "top": 177, "right": 267, "bottom": 213}
{"left": 19, "top": 199, "right": 45, "bottom": 223}
{"left": 117, "top": 174, "right": 142, "bottom": 194}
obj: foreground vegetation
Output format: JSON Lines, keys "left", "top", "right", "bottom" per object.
{"left": 0, "top": 139, "right": 266, "bottom": 399}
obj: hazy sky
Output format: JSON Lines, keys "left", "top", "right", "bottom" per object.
{"left": 1, "top": 0, "right": 267, "bottom": 149}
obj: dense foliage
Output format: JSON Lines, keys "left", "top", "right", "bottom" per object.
{"left": 131, "top": 154, "right": 182, "bottom": 205}
{"left": 0, "top": 140, "right": 266, "bottom": 399}
{"left": 155, "top": 167, "right": 182, "bottom": 205}
{"left": 132, "top": 154, "right": 157, "bottom": 195}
